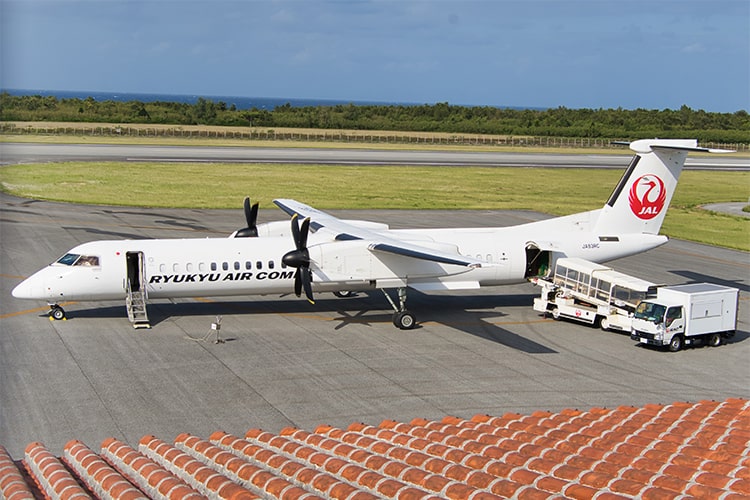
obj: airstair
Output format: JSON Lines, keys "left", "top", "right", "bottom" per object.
{"left": 126, "top": 281, "right": 150, "bottom": 329}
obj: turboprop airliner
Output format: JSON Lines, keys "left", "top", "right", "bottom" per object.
{"left": 11, "top": 139, "right": 731, "bottom": 329}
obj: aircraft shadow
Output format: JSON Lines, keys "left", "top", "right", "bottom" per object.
{"left": 668, "top": 270, "right": 749, "bottom": 293}
{"left": 403, "top": 291, "right": 557, "bottom": 354}
{"left": 60, "top": 291, "right": 557, "bottom": 354}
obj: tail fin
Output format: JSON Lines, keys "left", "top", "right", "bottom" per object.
{"left": 594, "top": 139, "right": 731, "bottom": 235}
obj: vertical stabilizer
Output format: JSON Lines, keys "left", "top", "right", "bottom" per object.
{"left": 594, "top": 139, "right": 725, "bottom": 235}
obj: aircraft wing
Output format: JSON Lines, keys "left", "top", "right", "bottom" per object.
{"left": 274, "top": 199, "right": 485, "bottom": 268}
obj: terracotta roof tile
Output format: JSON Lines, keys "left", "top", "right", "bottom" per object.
{"left": 24, "top": 442, "right": 92, "bottom": 500}
{"left": 0, "top": 445, "right": 35, "bottom": 500}
{"left": 3, "top": 398, "right": 749, "bottom": 499}
{"left": 64, "top": 440, "right": 147, "bottom": 500}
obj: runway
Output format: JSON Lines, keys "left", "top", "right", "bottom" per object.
{"left": 1, "top": 190, "right": 748, "bottom": 459}
{"left": 2, "top": 142, "right": 748, "bottom": 169}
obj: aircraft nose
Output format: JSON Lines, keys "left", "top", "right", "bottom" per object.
{"left": 12, "top": 276, "right": 43, "bottom": 299}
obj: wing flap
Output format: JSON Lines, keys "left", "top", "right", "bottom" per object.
{"left": 370, "top": 243, "right": 482, "bottom": 268}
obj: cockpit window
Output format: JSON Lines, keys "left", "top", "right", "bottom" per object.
{"left": 75, "top": 255, "right": 100, "bottom": 266}
{"left": 56, "top": 253, "right": 80, "bottom": 266}
{"left": 55, "top": 253, "right": 100, "bottom": 267}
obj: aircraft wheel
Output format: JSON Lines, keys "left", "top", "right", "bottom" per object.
{"left": 668, "top": 335, "right": 683, "bottom": 352}
{"left": 707, "top": 333, "right": 722, "bottom": 347}
{"left": 50, "top": 306, "right": 66, "bottom": 321}
{"left": 393, "top": 311, "right": 416, "bottom": 330}
{"left": 333, "top": 290, "right": 355, "bottom": 298}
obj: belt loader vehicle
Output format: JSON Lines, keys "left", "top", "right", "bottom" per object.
{"left": 532, "top": 257, "right": 659, "bottom": 331}
{"left": 630, "top": 283, "right": 739, "bottom": 352}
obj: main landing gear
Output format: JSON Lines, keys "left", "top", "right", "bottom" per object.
{"left": 382, "top": 287, "right": 417, "bottom": 330}
{"left": 48, "top": 304, "right": 66, "bottom": 321}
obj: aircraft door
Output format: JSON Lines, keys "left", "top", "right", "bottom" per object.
{"left": 126, "top": 251, "right": 146, "bottom": 295}
{"left": 525, "top": 244, "right": 551, "bottom": 279}
{"left": 525, "top": 243, "right": 566, "bottom": 279}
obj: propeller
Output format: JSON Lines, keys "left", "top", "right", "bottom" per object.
{"left": 282, "top": 214, "right": 315, "bottom": 304}
{"left": 234, "top": 197, "right": 259, "bottom": 237}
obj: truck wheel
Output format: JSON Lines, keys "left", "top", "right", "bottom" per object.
{"left": 600, "top": 317, "right": 610, "bottom": 331}
{"left": 551, "top": 307, "right": 561, "bottom": 320}
{"left": 668, "top": 335, "right": 683, "bottom": 352}
{"left": 707, "top": 333, "right": 722, "bottom": 347}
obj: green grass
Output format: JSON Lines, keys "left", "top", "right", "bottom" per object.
{"left": 1, "top": 162, "right": 748, "bottom": 251}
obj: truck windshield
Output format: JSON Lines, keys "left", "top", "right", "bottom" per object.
{"left": 634, "top": 302, "right": 666, "bottom": 323}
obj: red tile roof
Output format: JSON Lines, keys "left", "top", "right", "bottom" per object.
{"left": 1, "top": 398, "right": 748, "bottom": 499}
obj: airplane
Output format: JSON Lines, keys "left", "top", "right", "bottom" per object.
{"left": 11, "top": 139, "right": 732, "bottom": 329}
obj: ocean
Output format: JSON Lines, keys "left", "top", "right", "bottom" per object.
{"left": 3, "top": 89, "right": 539, "bottom": 111}
{"left": 3, "top": 89, "right": 419, "bottom": 111}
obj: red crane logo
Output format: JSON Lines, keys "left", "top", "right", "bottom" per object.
{"left": 629, "top": 174, "right": 666, "bottom": 220}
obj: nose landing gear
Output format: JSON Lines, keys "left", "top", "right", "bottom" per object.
{"left": 48, "top": 305, "right": 66, "bottom": 321}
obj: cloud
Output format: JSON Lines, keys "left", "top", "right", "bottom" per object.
{"left": 682, "top": 43, "right": 706, "bottom": 54}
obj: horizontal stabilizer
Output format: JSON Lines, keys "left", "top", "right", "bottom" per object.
{"left": 620, "top": 139, "right": 735, "bottom": 154}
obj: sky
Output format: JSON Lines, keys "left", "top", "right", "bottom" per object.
{"left": 1, "top": 0, "right": 748, "bottom": 112}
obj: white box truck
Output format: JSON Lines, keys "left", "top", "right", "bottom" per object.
{"left": 630, "top": 283, "right": 739, "bottom": 352}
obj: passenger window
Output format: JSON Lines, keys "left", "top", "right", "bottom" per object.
{"left": 245, "top": 261, "right": 252, "bottom": 270}
{"left": 173, "top": 263, "right": 180, "bottom": 272}
{"left": 187, "top": 263, "right": 194, "bottom": 272}
{"left": 256, "top": 261, "right": 263, "bottom": 270}
{"left": 199, "top": 262, "right": 206, "bottom": 272}
{"left": 160, "top": 264, "right": 166, "bottom": 273}
{"left": 222, "top": 262, "right": 229, "bottom": 271}
{"left": 211, "top": 262, "right": 217, "bottom": 271}
{"left": 268, "top": 261, "right": 275, "bottom": 269}
{"left": 234, "top": 261, "right": 240, "bottom": 270}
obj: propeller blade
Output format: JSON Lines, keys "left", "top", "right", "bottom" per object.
{"left": 244, "top": 197, "right": 259, "bottom": 228}
{"left": 294, "top": 269, "right": 302, "bottom": 297}
{"left": 301, "top": 268, "right": 315, "bottom": 304}
{"left": 290, "top": 213, "right": 301, "bottom": 248}
{"left": 235, "top": 197, "right": 259, "bottom": 237}
{"left": 299, "top": 216, "right": 310, "bottom": 250}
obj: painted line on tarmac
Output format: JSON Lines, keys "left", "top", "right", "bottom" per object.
{"left": 1, "top": 273, "right": 27, "bottom": 280}
{"left": 1, "top": 302, "right": 78, "bottom": 319}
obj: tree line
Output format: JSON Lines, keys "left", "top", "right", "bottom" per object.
{"left": 1, "top": 92, "right": 747, "bottom": 144}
